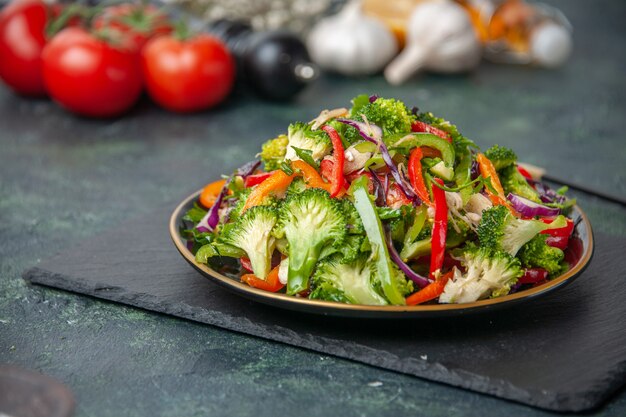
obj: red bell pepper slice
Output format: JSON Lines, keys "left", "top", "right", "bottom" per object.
{"left": 540, "top": 218, "right": 574, "bottom": 249}
{"left": 244, "top": 172, "right": 273, "bottom": 187}
{"left": 321, "top": 125, "right": 345, "bottom": 198}
{"left": 517, "top": 165, "right": 533, "bottom": 180}
{"left": 240, "top": 257, "right": 253, "bottom": 272}
{"left": 241, "top": 264, "right": 284, "bottom": 292}
{"left": 320, "top": 159, "right": 350, "bottom": 191}
{"left": 430, "top": 178, "right": 448, "bottom": 278}
{"left": 408, "top": 147, "right": 433, "bottom": 207}
{"left": 540, "top": 218, "right": 574, "bottom": 237}
{"left": 411, "top": 120, "right": 452, "bottom": 143}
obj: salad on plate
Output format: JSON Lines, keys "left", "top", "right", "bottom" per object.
{"left": 180, "top": 95, "right": 578, "bottom": 306}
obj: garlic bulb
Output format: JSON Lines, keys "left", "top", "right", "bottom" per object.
{"left": 384, "top": 0, "right": 481, "bottom": 85}
{"left": 530, "top": 21, "right": 572, "bottom": 68}
{"left": 307, "top": 1, "right": 398, "bottom": 76}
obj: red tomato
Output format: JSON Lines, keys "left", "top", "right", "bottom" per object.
{"left": 42, "top": 27, "right": 143, "bottom": 118}
{"left": 93, "top": 4, "right": 172, "bottom": 52}
{"left": 141, "top": 34, "right": 235, "bottom": 113}
{"left": 0, "top": 0, "right": 50, "bottom": 96}
{"left": 386, "top": 183, "right": 412, "bottom": 208}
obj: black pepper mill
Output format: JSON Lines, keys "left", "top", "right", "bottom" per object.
{"left": 206, "top": 19, "right": 318, "bottom": 101}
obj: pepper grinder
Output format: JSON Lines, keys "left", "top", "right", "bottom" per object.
{"left": 206, "top": 19, "right": 319, "bottom": 101}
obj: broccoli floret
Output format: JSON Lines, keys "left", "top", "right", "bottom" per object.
{"left": 484, "top": 144, "right": 517, "bottom": 171}
{"left": 275, "top": 198, "right": 359, "bottom": 261}
{"left": 389, "top": 263, "right": 415, "bottom": 297}
{"left": 416, "top": 112, "right": 477, "bottom": 156}
{"left": 319, "top": 233, "right": 368, "bottom": 264}
{"left": 439, "top": 245, "right": 523, "bottom": 303}
{"left": 345, "top": 96, "right": 416, "bottom": 142}
{"left": 282, "top": 193, "right": 363, "bottom": 262}
{"left": 309, "top": 255, "right": 388, "bottom": 305}
{"left": 483, "top": 145, "right": 541, "bottom": 202}
{"left": 275, "top": 188, "right": 347, "bottom": 294}
{"left": 284, "top": 122, "right": 332, "bottom": 163}
{"left": 341, "top": 198, "right": 365, "bottom": 235}
{"left": 227, "top": 188, "right": 252, "bottom": 224}
{"left": 219, "top": 206, "right": 278, "bottom": 279}
{"left": 260, "top": 134, "right": 288, "bottom": 171}
{"left": 275, "top": 238, "right": 289, "bottom": 256}
{"left": 499, "top": 165, "right": 541, "bottom": 203}
{"left": 369, "top": 261, "right": 414, "bottom": 301}
{"left": 286, "top": 176, "right": 308, "bottom": 195}
{"left": 228, "top": 187, "right": 278, "bottom": 223}
{"left": 477, "top": 205, "right": 567, "bottom": 256}
{"left": 518, "top": 234, "right": 569, "bottom": 278}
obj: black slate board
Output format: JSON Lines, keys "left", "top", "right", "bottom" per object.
{"left": 22, "top": 205, "right": 626, "bottom": 413}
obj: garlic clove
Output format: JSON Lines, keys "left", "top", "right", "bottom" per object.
{"left": 530, "top": 21, "right": 573, "bottom": 68}
{"left": 385, "top": 45, "right": 432, "bottom": 85}
{"left": 307, "top": 0, "right": 398, "bottom": 76}
{"left": 384, "top": 0, "right": 481, "bottom": 84}
{"left": 425, "top": 30, "right": 482, "bottom": 72}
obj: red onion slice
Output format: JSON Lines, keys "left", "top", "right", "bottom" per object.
{"left": 385, "top": 231, "right": 429, "bottom": 288}
{"left": 196, "top": 186, "right": 228, "bottom": 232}
{"left": 196, "top": 160, "right": 261, "bottom": 232}
{"left": 337, "top": 118, "right": 420, "bottom": 204}
{"left": 507, "top": 193, "right": 560, "bottom": 217}
{"left": 369, "top": 168, "right": 386, "bottom": 205}
{"left": 237, "top": 160, "right": 262, "bottom": 178}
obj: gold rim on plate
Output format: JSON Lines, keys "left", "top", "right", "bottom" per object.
{"left": 169, "top": 189, "right": 594, "bottom": 317}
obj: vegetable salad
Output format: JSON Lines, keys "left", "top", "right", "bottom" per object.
{"left": 181, "top": 95, "right": 577, "bottom": 306}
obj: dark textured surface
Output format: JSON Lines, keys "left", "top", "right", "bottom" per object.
{"left": 2, "top": 0, "right": 626, "bottom": 416}
{"left": 21, "top": 206, "right": 626, "bottom": 412}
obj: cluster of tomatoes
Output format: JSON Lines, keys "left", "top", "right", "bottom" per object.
{"left": 0, "top": 0, "right": 235, "bottom": 117}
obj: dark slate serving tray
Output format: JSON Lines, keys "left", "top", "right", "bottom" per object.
{"left": 22, "top": 204, "right": 626, "bottom": 412}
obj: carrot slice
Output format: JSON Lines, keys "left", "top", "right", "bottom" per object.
{"left": 242, "top": 170, "right": 295, "bottom": 213}
{"left": 241, "top": 265, "right": 284, "bottom": 292}
{"left": 406, "top": 271, "right": 454, "bottom": 306}
{"left": 199, "top": 179, "right": 227, "bottom": 208}
{"left": 476, "top": 153, "right": 510, "bottom": 208}
{"left": 291, "top": 160, "right": 332, "bottom": 192}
